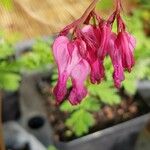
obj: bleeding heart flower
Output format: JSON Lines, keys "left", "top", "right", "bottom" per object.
{"left": 53, "top": 36, "right": 70, "bottom": 104}
{"left": 52, "top": 0, "right": 136, "bottom": 105}
{"left": 98, "top": 22, "right": 112, "bottom": 60}
{"left": 80, "top": 25, "right": 105, "bottom": 84}
{"left": 108, "top": 33, "right": 125, "bottom": 88}
{"left": 116, "top": 14, "right": 136, "bottom": 72}
{"left": 116, "top": 31, "right": 136, "bottom": 72}
{"left": 53, "top": 36, "right": 90, "bottom": 104}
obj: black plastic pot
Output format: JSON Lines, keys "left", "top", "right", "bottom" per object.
{"left": 137, "top": 80, "right": 150, "bottom": 107}
{"left": 4, "top": 121, "right": 46, "bottom": 150}
{"left": 2, "top": 91, "right": 21, "bottom": 122}
{"left": 55, "top": 113, "right": 150, "bottom": 150}
{"left": 34, "top": 70, "right": 150, "bottom": 150}
{"left": 19, "top": 71, "right": 54, "bottom": 147}
{"left": 15, "top": 40, "right": 150, "bottom": 150}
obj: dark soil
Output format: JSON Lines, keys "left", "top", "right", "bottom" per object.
{"left": 37, "top": 76, "right": 150, "bottom": 142}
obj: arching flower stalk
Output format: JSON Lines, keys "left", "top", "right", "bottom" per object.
{"left": 52, "top": 0, "right": 136, "bottom": 105}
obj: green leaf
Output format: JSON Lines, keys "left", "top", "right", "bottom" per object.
{"left": 60, "top": 101, "right": 80, "bottom": 112}
{"left": 19, "top": 38, "right": 54, "bottom": 71}
{"left": 81, "top": 96, "right": 101, "bottom": 111}
{"left": 0, "top": 73, "right": 21, "bottom": 91}
{"left": 88, "top": 82, "right": 121, "bottom": 105}
{"left": 0, "top": 41, "right": 14, "bottom": 59}
{"left": 123, "top": 72, "right": 137, "bottom": 95}
{"left": 0, "top": 36, "right": 21, "bottom": 91}
{"left": 60, "top": 96, "right": 101, "bottom": 113}
{"left": 0, "top": 0, "right": 13, "bottom": 10}
{"left": 66, "top": 110, "right": 95, "bottom": 136}
{"left": 47, "top": 145, "right": 57, "bottom": 150}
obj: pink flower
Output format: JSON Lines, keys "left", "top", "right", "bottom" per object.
{"left": 80, "top": 25, "right": 105, "bottom": 84}
{"left": 115, "top": 31, "right": 136, "bottom": 72}
{"left": 115, "top": 14, "right": 136, "bottom": 72}
{"left": 108, "top": 33, "right": 125, "bottom": 88}
{"left": 52, "top": 0, "right": 136, "bottom": 105}
{"left": 53, "top": 36, "right": 90, "bottom": 104}
{"left": 98, "top": 22, "right": 112, "bottom": 60}
{"left": 53, "top": 36, "right": 70, "bottom": 104}
{"left": 69, "top": 59, "right": 90, "bottom": 105}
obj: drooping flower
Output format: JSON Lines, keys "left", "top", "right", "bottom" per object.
{"left": 108, "top": 33, "right": 125, "bottom": 88}
{"left": 53, "top": 36, "right": 70, "bottom": 104}
{"left": 115, "top": 7, "right": 136, "bottom": 72}
{"left": 115, "top": 30, "right": 136, "bottom": 72}
{"left": 98, "top": 22, "right": 112, "bottom": 60}
{"left": 53, "top": 36, "right": 90, "bottom": 104}
{"left": 80, "top": 25, "right": 105, "bottom": 84}
{"left": 52, "top": 0, "right": 136, "bottom": 105}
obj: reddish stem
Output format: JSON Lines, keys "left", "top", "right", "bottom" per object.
{"left": 60, "top": 0, "right": 100, "bottom": 35}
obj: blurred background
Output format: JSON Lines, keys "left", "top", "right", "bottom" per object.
{"left": 0, "top": 0, "right": 150, "bottom": 150}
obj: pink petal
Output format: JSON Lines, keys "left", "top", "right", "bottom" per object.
{"left": 67, "top": 41, "right": 82, "bottom": 73}
{"left": 52, "top": 36, "right": 70, "bottom": 74}
{"left": 98, "top": 23, "right": 112, "bottom": 60}
{"left": 75, "top": 39, "right": 87, "bottom": 59}
{"left": 69, "top": 60, "right": 90, "bottom": 105}
{"left": 81, "top": 25, "right": 100, "bottom": 51}
{"left": 81, "top": 25, "right": 104, "bottom": 83}
{"left": 82, "top": 25, "right": 100, "bottom": 42}
{"left": 53, "top": 72, "right": 68, "bottom": 104}
{"left": 90, "top": 60, "right": 105, "bottom": 84}
{"left": 108, "top": 33, "right": 125, "bottom": 88}
{"left": 127, "top": 33, "right": 136, "bottom": 52}
{"left": 116, "top": 32, "right": 135, "bottom": 72}
{"left": 52, "top": 36, "right": 82, "bottom": 104}
{"left": 52, "top": 36, "right": 70, "bottom": 103}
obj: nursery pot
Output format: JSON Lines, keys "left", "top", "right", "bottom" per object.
{"left": 16, "top": 39, "right": 150, "bottom": 150}
{"left": 55, "top": 113, "right": 150, "bottom": 150}
{"left": 19, "top": 70, "right": 150, "bottom": 150}
{"left": 2, "top": 91, "right": 20, "bottom": 122}
{"left": 54, "top": 82, "right": 150, "bottom": 150}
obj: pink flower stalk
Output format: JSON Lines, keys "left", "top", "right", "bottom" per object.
{"left": 52, "top": 0, "right": 136, "bottom": 105}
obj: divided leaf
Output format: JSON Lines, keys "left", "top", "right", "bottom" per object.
{"left": 88, "top": 82, "right": 121, "bottom": 105}
{"left": 60, "top": 96, "right": 100, "bottom": 112}
{"left": 66, "top": 110, "right": 95, "bottom": 136}
{"left": 0, "top": 73, "right": 21, "bottom": 91}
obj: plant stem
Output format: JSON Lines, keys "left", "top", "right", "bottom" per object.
{"left": 0, "top": 91, "right": 5, "bottom": 150}
{"left": 61, "top": 0, "right": 100, "bottom": 34}
{"left": 79, "top": 0, "right": 100, "bottom": 24}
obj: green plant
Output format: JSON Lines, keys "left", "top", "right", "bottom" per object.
{"left": 47, "top": 145, "right": 57, "bottom": 150}
{"left": 19, "top": 38, "right": 54, "bottom": 71}
{"left": 0, "top": 0, "right": 13, "bottom": 10}
{"left": 0, "top": 34, "right": 21, "bottom": 91}
{"left": 60, "top": 97, "right": 100, "bottom": 136}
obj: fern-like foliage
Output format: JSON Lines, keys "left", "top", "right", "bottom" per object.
{"left": 0, "top": 0, "right": 13, "bottom": 10}
{"left": 0, "top": 34, "right": 21, "bottom": 91}
{"left": 19, "top": 38, "right": 54, "bottom": 71}
{"left": 60, "top": 97, "right": 100, "bottom": 136}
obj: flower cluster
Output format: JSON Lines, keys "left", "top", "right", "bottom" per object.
{"left": 52, "top": 0, "right": 136, "bottom": 105}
